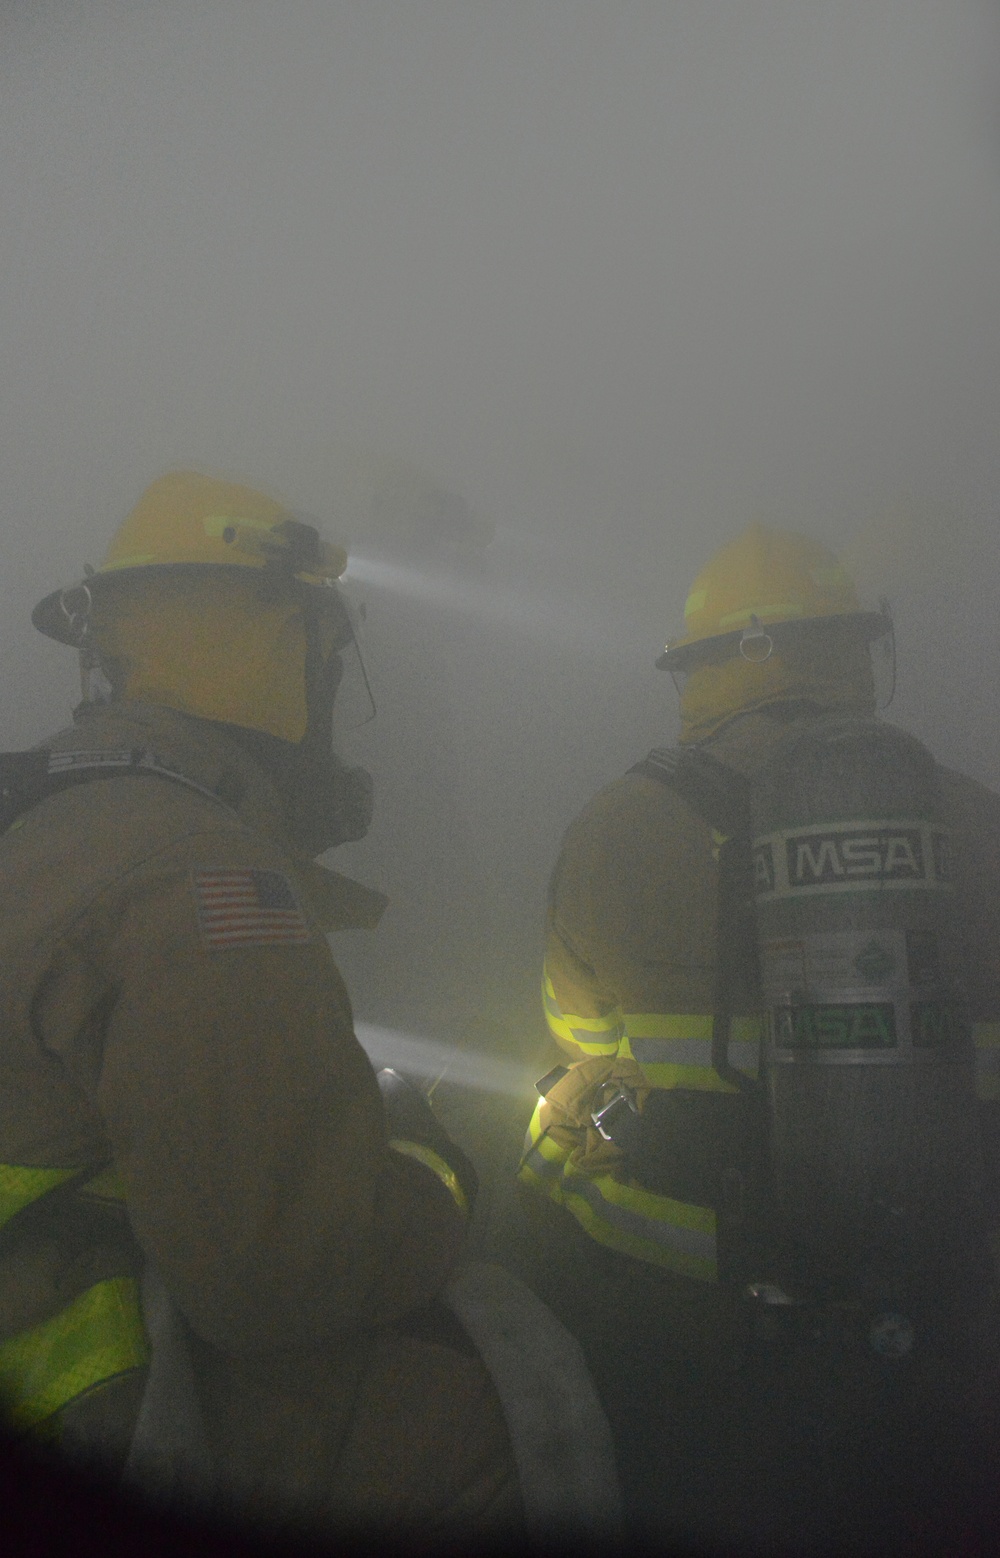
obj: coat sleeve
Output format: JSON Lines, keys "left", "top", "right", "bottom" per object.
{"left": 36, "top": 824, "right": 465, "bottom": 1355}
{"left": 544, "top": 774, "right": 721, "bottom": 1058}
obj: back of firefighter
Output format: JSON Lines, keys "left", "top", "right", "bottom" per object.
{"left": 517, "top": 524, "right": 1000, "bottom": 1552}
{"left": 0, "top": 472, "right": 522, "bottom": 1547}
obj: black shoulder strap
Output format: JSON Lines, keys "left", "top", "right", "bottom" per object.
{"left": 629, "top": 745, "right": 759, "bottom": 1094}
{"left": 0, "top": 747, "right": 241, "bottom": 836}
{"left": 629, "top": 745, "right": 752, "bottom": 840}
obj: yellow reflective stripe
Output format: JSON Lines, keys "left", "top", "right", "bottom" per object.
{"left": 622, "top": 1012, "right": 712, "bottom": 1040}
{"left": 518, "top": 1103, "right": 571, "bottom": 1186}
{"left": 522, "top": 1098, "right": 547, "bottom": 1150}
{"left": 100, "top": 553, "right": 157, "bottom": 571}
{"left": 0, "top": 1277, "right": 149, "bottom": 1429}
{"left": 621, "top": 1013, "right": 761, "bottom": 1088}
{"left": 0, "top": 1166, "right": 79, "bottom": 1232}
{"left": 974, "top": 1023, "right": 1000, "bottom": 1102}
{"left": 202, "top": 513, "right": 275, "bottom": 538}
{"left": 517, "top": 1091, "right": 719, "bottom": 1277}
{"left": 389, "top": 1139, "right": 469, "bottom": 1215}
{"left": 557, "top": 1174, "right": 717, "bottom": 1282}
{"left": 542, "top": 972, "right": 621, "bottom": 1056}
{"left": 622, "top": 1013, "right": 761, "bottom": 1043}
{"left": 717, "top": 603, "right": 804, "bottom": 628}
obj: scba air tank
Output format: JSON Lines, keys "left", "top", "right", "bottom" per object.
{"left": 751, "top": 714, "right": 986, "bottom": 1302}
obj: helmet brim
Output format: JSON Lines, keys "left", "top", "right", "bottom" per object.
{"left": 32, "top": 563, "right": 354, "bottom": 649}
{"left": 656, "top": 608, "right": 893, "bottom": 672}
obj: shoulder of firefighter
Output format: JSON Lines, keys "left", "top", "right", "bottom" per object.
{"left": 0, "top": 702, "right": 470, "bottom": 1440}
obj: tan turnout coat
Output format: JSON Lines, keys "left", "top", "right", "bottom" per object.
{"left": 0, "top": 700, "right": 516, "bottom": 1538}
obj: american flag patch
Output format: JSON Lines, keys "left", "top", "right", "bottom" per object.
{"left": 192, "top": 869, "right": 312, "bottom": 949}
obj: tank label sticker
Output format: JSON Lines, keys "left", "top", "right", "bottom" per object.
{"left": 753, "top": 820, "right": 953, "bottom": 900}
{"left": 760, "top": 929, "right": 944, "bottom": 997}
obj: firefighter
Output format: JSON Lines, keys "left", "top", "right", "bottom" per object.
{"left": 517, "top": 523, "right": 1000, "bottom": 1550}
{"left": 0, "top": 471, "right": 522, "bottom": 1545}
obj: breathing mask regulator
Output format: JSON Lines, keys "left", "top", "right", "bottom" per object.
{"left": 230, "top": 516, "right": 375, "bottom": 855}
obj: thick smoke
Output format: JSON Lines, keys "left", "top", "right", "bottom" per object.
{"left": 1, "top": 0, "right": 998, "bottom": 1055}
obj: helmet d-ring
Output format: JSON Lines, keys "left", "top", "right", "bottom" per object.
{"left": 58, "top": 582, "right": 113, "bottom": 703}
{"left": 58, "top": 582, "right": 93, "bottom": 647}
{"left": 739, "top": 615, "right": 774, "bottom": 664}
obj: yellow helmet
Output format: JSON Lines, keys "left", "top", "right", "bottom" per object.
{"left": 33, "top": 470, "right": 348, "bottom": 647}
{"left": 657, "top": 523, "right": 890, "bottom": 672}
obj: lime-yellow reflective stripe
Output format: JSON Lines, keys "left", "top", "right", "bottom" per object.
{"left": 974, "top": 1022, "right": 1000, "bottom": 1102}
{"left": 542, "top": 971, "right": 621, "bottom": 1056}
{"left": 0, "top": 1166, "right": 78, "bottom": 1232}
{"left": 100, "top": 553, "right": 157, "bottom": 571}
{"left": 717, "top": 603, "right": 805, "bottom": 628}
{"left": 518, "top": 1103, "right": 571, "bottom": 1186}
{"left": 622, "top": 1014, "right": 760, "bottom": 1043}
{"left": 389, "top": 1139, "right": 469, "bottom": 1215}
{"left": 0, "top": 1277, "right": 149, "bottom": 1429}
{"left": 556, "top": 1174, "right": 717, "bottom": 1282}
{"left": 523, "top": 1097, "right": 548, "bottom": 1150}
{"left": 202, "top": 513, "right": 277, "bottom": 539}
{"left": 624, "top": 1013, "right": 714, "bottom": 1040}
{"left": 620, "top": 1013, "right": 761, "bottom": 1088}
{"left": 517, "top": 1097, "right": 719, "bottom": 1278}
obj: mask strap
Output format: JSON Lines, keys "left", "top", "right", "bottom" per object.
{"left": 300, "top": 594, "right": 342, "bottom": 757}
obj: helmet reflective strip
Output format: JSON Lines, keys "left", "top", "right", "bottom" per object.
{"left": 99, "top": 553, "right": 156, "bottom": 571}
{"left": 202, "top": 513, "right": 275, "bottom": 537}
{"left": 717, "top": 603, "right": 805, "bottom": 628}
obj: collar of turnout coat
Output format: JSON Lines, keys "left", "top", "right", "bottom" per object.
{"left": 44, "top": 700, "right": 388, "bottom": 933}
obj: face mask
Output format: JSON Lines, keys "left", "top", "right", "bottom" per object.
{"left": 282, "top": 746, "right": 375, "bottom": 855}
{"left": 212, "top": 721, "right": 374, "bottom": 856}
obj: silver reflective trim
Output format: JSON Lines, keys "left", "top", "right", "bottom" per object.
{"left": 562, "top": 1173, "right": 717, "bottom": 1262}
{"left": 520, "top": 1144, "right": 565, "bottom": 1181}
{"left": 46, "top": 749, "right": 235, "bottom": 814}
{"left": 543, "top": 989, "right": 621, "bottom": 1050}
{"left": 629, "top": 1036, "right": 758, "bottom": 1072}
{"left": 48, "top": 750, "right": 133, "bottom": 772}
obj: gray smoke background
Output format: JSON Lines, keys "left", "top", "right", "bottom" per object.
{"left": 2, "top": 0, "right": 999, "bottom": 1064}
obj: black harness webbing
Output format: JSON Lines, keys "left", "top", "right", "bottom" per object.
{"left": 0, "top": 747, "right": 240, "bottom": 837}
{"left": 629, "top": 746, "right": 757, "bottom": 1093}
